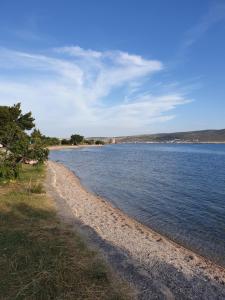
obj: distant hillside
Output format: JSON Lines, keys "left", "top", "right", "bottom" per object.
{"left": 116, "top": 129, "right": 225, "bottom": 143}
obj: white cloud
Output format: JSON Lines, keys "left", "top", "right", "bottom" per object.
{"left": 0, "top": 46, "right": 191, "bottom": 137}
{"left": 56, "top": 46, "right": 102, "bottom": 58}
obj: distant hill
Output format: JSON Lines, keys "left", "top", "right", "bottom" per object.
{"left": 116, "top": 129, "right": 225, "bottom": 143}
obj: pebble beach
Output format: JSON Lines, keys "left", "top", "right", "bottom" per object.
{"left": 47, "top": 160, "right": 225, "bottom": 299}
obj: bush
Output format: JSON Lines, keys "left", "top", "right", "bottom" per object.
{"left": 61, "top": 139, "right": 71, "bottom": 145}
{"left": 27, "top": 145, "right": 49, "bottom": 164}
{"left": 95, "top": 140, "right": 105, "bottom": 145}
{"left": 84, "top": 139, "right": 95, "bottom": 145}
{"left": 0, "top": 157, "right": 20, "bottom": 180}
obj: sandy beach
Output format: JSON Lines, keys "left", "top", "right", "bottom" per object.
{"left": 47, "top": 160, "right": 225, "bottom": 299}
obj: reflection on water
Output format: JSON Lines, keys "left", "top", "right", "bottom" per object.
{"left": 50, "top": 144, "right": 225, "bottom": 266}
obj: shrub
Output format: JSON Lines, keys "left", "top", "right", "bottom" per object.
{"left": 0, "top": 155, "right": 20, "bottom": 180}
{"left": 61, "top": 139, "right": 71, "bottom": 145}
{"left": 27, "top": 145, "right": 49, "bottom": 164}
{"left": 84, "top": 139, "right": 95, "bottom": 145}
{"left": 95, "top": 140, "right": 105, "bottom": 145}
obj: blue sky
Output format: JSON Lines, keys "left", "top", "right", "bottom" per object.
{"left": 0, "top": 0, "right": 225, "bottom": 137}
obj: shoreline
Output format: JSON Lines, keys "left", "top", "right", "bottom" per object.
{"left": 47, "top": 160, "right": 225, "bottom": 299}
{"left": 48, "top": 144, "right": 103, "bottom": 151}
{"left": 117, "top": 141, "right": 225, "bottom": 144}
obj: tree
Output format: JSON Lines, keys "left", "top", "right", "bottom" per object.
{"left": 0, "top": 103, "right": 48, "bottom": 180}
{"left": 30, "top": 128, "right": 42, "bottom": 143}
{"left": 28, "top": 128, "right": 49, "bottom": 163}
{"left": 70, "top": 134, "right": 84, "bottom": 145}
{"left": 95, "top": 140, "right": 105, "bottom": 145}
{"left": 61, "top": 139, "right": 71, "bottom": 145}
{"left": 30, "top": 130, "right": 60, "bottom": 146}
{"left": 84, "top": 139, "right": 95, "bottom": 145}
{"left": 0, "top": 103, "right": 35, "bottom": 151}
{"left": 42, "top": 136, "right": 60, "bottom": 146}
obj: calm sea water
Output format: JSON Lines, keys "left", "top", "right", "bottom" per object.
{"left": 50, "top": 144, "right": 225, "bottom": 265}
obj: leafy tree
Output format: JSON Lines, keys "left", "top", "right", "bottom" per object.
{"left": 61, "top": 139, "right": 71, "bottom": 145}
{"left": 84, "top": 139, "right": 95, "bottom": 145}
{"left": 95, "top": 140, "right": 105, "bottom": 145}
{"left": 30, "top": 128, "right": 42, "bottom": 142}
{"left": 0, "top": 103, "right": 48, "bottom": 180}
{"left": 30, "top": 130, "right": 60, "bottom": 146}
{"left": 28, "top": 128, "right": 49, "bottom": 163}
{"left": 42, "top": 136, "right": 60, "bottom": 146}
{"left": 0, "top": 103, "right": 34, "bottom": 151}
{"left": 0, "top": 152, "right": 20, "bottom": 179}
{"left": 70, "top": 134, "right": 84, "bottom": 145}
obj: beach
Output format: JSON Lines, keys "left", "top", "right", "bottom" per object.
{"left": 47, "top": 160, "right": 225, "bottom": 299}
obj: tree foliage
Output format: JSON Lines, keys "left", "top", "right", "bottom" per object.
{"left": 30, "top": 129, "right": 60, "bottom": 146}
{"left": 0, "top": 103, "right": 48, "bottom": 180}
{"left": 61, "top": 139, "right": 71, "bottom": 145}
{"left": 70, "top": 134, "right": 84, "bottom": 145}
{"left": 29, "top": 128, "right": 49, "bottom": 163}
{"left": 95, "top": 140, "right": 105, "bottom": 145}
{"left": 42, "top": 136, "right": 60, "bottom": 146}
{"left": 84, "top": 139, "right": 95, "bottom": 145}
{"left": 0, "top": 103, "right": 35, "bottom": 151}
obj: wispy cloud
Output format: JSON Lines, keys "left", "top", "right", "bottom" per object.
{"left": 181, "top": 1, "right": 225, "bottom": 51}
{"left": 0, "top": 46, "right": 191, "bottom": 136}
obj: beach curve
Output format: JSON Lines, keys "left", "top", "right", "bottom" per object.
{"left": 46, "top": 160, "right": 225, "bottom": 299}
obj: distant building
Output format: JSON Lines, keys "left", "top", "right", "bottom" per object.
{"left": 86, "top": 137, "right": 116, "bottom": 144}
{"left": 109, "top": 137, "right": 116, "bottom": 144}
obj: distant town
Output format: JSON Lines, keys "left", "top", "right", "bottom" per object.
{"left": 86, "top": 129, "right": 225, "bottom": 144}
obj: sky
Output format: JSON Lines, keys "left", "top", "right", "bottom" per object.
{"left": 0, "top": 0, "right": 225, "bottom": 137}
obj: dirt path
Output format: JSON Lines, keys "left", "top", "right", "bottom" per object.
{"left": 46, "top": 160, "right": 225, "bottom": 300}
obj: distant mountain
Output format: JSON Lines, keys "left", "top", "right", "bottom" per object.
{"left": 116, "top": 129, "right": 225, "bottom": 143}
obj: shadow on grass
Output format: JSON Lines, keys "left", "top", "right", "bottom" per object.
{"left": 0, "top": 201, "right": 129, "bottom": 300}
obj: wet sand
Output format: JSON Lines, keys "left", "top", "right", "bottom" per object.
{"left": 47, "top": 160, "right": 225, "bottom": 299}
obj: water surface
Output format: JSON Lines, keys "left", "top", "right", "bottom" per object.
{"left": 50, "top": 144, "right": 225, "bottom": 265}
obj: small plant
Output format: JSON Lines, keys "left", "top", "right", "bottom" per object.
{"left": 27, "top": 180, "right": 44, "bottom": 194}
{"left": 30, "top": 183, "right": 44, "bottom": 194}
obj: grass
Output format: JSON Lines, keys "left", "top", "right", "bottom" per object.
{"left": 0, "top": 164, "right": 132, "bottom": 300}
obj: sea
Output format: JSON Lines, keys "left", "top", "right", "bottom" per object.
{"left": 50, "top": 143, "right": 225, "bottom": 266}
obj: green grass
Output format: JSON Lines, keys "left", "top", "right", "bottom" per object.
{"left": 0, "top": 165, "right": 132, "bottom": 300}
